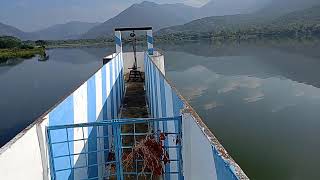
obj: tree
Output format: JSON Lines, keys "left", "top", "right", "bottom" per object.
{"left": 0, "top": 36, "right": 22, "bottom": 49}
{"left": 35, "top": 40, "right": 47, "bottom": 47}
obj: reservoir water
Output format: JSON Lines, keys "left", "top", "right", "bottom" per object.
{"left": 0, "top": 47, "right": 112, "bottom": 147}
{"left": 1, "top": 39, "right": 320, "bottom": 179}
{"left": 162, "top": 40, "right": 320, "bottom": 180}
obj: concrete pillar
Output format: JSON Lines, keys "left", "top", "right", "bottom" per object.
{"left": 115, "top": 31, "right": 122, "bottom": 54}
{"left": 147, "top": 30, "right": 154, "bottom": 55}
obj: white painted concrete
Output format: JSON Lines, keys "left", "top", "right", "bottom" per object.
{"left": 182, "top": 112, "right": 218, "bottom": 180}
{"left": 0, "top": 125, "right": 46, "bottom": 180}
{"left": 123, "top": 52, "right": 145, "bottom": 73}
{"left": 122, "top": 51, "right": 165, "bottom": 74}
{"left": 151, "top": 51, "right": 166, "bottom": 75}
{"left": 38, "top": 115, "right": 50, "bottom": 180}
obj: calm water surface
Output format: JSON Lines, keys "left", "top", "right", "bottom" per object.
{"left": 162, "top": 40, "right": 320, "bottom": 180}
{"left": 0, "top": 47, "right": 112, "bottom": 147}
{"left": 1, "top": 40, "right": 320, "bottom": 179}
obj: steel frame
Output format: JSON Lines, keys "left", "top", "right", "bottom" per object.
{"left": 47, "top": 117, "right": 183, "bottom": 180}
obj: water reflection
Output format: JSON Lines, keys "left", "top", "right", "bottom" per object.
{"left": 1, "top": 40, "right": 320, "bottom": 179}
{"left": 161, "top": 40, "right": 320, "bottom": 89}
{"left": 0, "top": 47, "right": 113, "bottom": 147}
{"left": 164, "top": 41, "right": 320, "bottom": 180}
{"left": 0, "top": 58, "right": 24, "bottom": 67}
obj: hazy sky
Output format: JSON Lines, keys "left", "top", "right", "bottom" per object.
{"left": 0, "top": 0, "right": 210, "bottom": 32}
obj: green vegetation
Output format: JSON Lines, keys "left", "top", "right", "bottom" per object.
{"left": 0, "top": 36, "right": 45, "bottom": 62}
{"left": 0, "top": 36, "right": 24, "bottom": 49}
{"left": 0, "top": 48, "right": 45, "bottom": 61}
{"left": 156, "top": 5, "right": 320, "bottom": 42}
{"left": 45, "top": 38, "right": 114, "bottom": 48}
{"left": 156, "top": 24, "right": 320, "bottom": 42}
{"left": 43, "top": 37, "right": 144, "bottom": 48}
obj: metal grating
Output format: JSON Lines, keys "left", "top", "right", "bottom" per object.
{"left": 47, "top": 117, "right": 183, "bottom": 180}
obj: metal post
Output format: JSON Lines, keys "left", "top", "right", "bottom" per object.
{"left": 113, "top": 123, "right": 123, "bottom": 180}
{"left": 130, "top": 31, "right": 138, "bottom": 70}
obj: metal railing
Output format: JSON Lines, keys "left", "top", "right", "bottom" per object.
{"left": 47, "top": 117, "right": 183, "bottom": 180}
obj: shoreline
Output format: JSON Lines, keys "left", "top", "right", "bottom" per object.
{"left": 0, "top": 47, "right": 45, "bottom": 63}
{"left": 44, "top": 36, "right": 320, "bottom": 49}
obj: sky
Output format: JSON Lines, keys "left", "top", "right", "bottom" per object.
{"left": 0, "top": 0, "right": 210, "bottom": 32}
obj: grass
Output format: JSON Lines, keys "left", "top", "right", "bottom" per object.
{"left": 0, "top": 47, "right": 45, "bottom": 62}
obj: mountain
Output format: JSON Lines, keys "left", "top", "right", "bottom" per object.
{"left": 31, "top": 21, "right": 100, "bottom": 40}
{"left": 156, "top": 14, "right": 261, "bottom": 35}
{"left": 197, "top": 0, "right": 320, "bottom": 21}
{"left": 82, "top": 1, "right": 199, "bottom": 39}
{"left": 200, "top": 0, "right": 269, "bottom": 17}
{"left": 0, "top": 22, "right": 31, "bottom": 40}
{"left": 0, "top": 21, "right": 100, "bottom": 41}
{"left": 82, "top": 0, "right": 275, "bottom": 39}
{"left": 156, "top": 5, "right": 320, "bottom": 35}
{"left": 273, "top": 5, "right": 320, "bottom": 25}
{"left": 256, "top": 0, "right": 320, "bottom": 17}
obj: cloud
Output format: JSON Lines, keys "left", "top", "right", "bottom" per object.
{"left": 291, "top": 81, "right": 320, "bottom": 99}
{"left": 183, "top": 86, "right": 208, "bottom": 101}
{"left": 184, "top": 0, "right": 210, "bottom": 7}
{"left": 217, "top": 76, "right": 262, "bottom": 94}
{"left": 271, "top": 103, "right": 296, "bottom": 113}
{"left": 203, "top": 101, "right": 221, "bottom": 110}
{"left": 243, "top": 92, "right": 265, "bottom": 103}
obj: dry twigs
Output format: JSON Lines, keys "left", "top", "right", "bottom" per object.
{"left": 123, "top": 134, "right": 170, "bottom": 178}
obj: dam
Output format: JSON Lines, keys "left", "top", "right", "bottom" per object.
{"left": 0, "top": 27, "right": 248, "bottom": 180}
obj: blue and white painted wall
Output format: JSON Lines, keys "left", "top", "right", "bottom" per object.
{"left": 0, "top": 53, "right": 125, "bottom": 180}
{"left": 145, "top": 53, "right": 184, "bottom": 180}
{"left": 144, "top": 53, "right": 248, "bottom": 180}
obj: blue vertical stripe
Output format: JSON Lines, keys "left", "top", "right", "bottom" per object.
{"left": 144, "top": 55, "right": 186, "bottom": 179}
{"left": 146, "top": 57, "right": 150, "bottom": 110}
{"left": 102, "top": 67, "right": 107, "bottom": 120}
{"left": 172, "top": 91, "right": 184, "bottom": 141}
{"left": 149, "top": 60, "right": 154, "bottom": 117}
{"left": 102, "top": 63, "right": 109, "bottom": 170}
{"left": 47, "top": 53, "right": 131, "bottom": 180}
{"left": 148, "top": 48, "right": 154, "bottom": 55}
{"left": 121, "top": 57, "right": 125, "bottom": 101}
{"left": 114, "top": 60, "right": 119, "bottom": 117}
{"left": 212, "top": 146, "right": 238, "bottom": 180}
{"left": 147, "top": 35, "right": 153, "bottom": 44}
{"left": 160, "top": 77, "right": 170, "bottom": 179}
{"left": 145, "top": 55, "right": 148, "bottom": 107}
{"left": 147, "top": 56, "right": 150, "bottom": 107}
{"left": 149, "top": 60, "right": 152, "bottom": 113}
{"left": 154, "top": 70, "right": 160, "bottom": 129}
{"left": 49, "top": 95, "right": 74, "bottom": 180}
{"left": 87, "top": 77, "right": 98, "bottom": 178}
{"left": 115, "top": 36, "right": 122, "bottom": 47}
{"left": 109, "top": 60, "right": 115, "bottom": 118}
{"left": 145, "top": 56, "right": 148, "bottom": 103}
{"left": 152, "top": 62, "right": 156, "bottom": 118}
{"left": 117, "top": 59, "right": 121, "bottom": 113}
